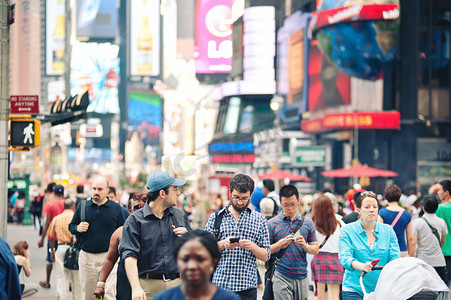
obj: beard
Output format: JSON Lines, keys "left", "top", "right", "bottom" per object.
{"left": 230, "top": 201, "right": 249, "bottom": 213}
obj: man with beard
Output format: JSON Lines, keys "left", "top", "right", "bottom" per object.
{"left": 69, "top": 176, "right": 124, "bottom": 300}
{"left": 205, "top": 174, "right": 270, "bottom": 300}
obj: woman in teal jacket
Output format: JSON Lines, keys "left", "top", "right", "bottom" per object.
{"left": 339, "top": 191, "right": 400, "bottom": 299}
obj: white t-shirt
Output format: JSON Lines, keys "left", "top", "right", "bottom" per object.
{"left": 412, "top": 213, "right": 448, "bottom": 267}
{"left": 315, "top": 222, "right": 342, "bottom": 253}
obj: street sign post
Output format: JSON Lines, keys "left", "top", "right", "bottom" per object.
{"left": 10, "top": 95, "right": 39, "bottom": 114}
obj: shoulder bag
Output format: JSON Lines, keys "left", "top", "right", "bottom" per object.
{"left": 421, "top": 217, "right": 441, "bottom": 246}
{"left": 64, "top": 200, "right": 86, "bottom": 270}
{"left": 262, "top": 215, "right": 305, "bottom": 300}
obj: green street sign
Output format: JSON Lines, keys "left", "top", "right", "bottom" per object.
{"left": 295, "top": 146, "right": 326, "bottom": 166}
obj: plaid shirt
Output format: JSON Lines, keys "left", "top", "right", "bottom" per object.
{"left": 48, "top": 209, "right": 74, "bottom": 244}
{"left": 206, "top": 206, "right": 270, "bottom": 292}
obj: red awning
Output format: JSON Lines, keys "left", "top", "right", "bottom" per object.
{"left": 257, "top": 170, "right": 312, "bottom": 182}
{"left": 321, "top": 165, "right": 398, "bottom": 178}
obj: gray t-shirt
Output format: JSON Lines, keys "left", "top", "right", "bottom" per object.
{"left": 413, "top": 213, "right": 448, "bottom": 267}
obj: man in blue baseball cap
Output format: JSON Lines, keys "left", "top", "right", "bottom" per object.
{"left": 121, "top": 172, "right": 191, "bottom": 299}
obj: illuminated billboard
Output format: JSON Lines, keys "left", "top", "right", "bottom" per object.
{"left": 128, "top": 90, "right": 162, "bottom": 146}
{"left": 194, "top": 0, "right": 233, "bottom": 74}
{"left": 70, "top": 42, "right": 120, "bottom": 114}
{"left": 130, "top": 0, "right": 160, "bottom": 76}
{"left": 76, "top": 0, "right": 118, "bottom": 41}
{"left": 46, "top": 0, "right": 66, "bottom": 76}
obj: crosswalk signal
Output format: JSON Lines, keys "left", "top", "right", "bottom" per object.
{"left": 10, "top": 119, "right": 41, "bottom": 148}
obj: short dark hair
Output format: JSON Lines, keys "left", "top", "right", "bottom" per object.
{"left": 76, "top": 185, "right": 84, "bottom": 194}
{"left": 108, "top": 186, "right": 116, "bottom": 196}
{"left": 439, "top": 180, "right": 451, "bottom": 195}
{"left": 147, "top": 186, "right": 169, "bottom": 202}
{"left": 263, "top": 180, "right": 275, "bottom": 192}
{"left": 384, "top": 184, "right": 402, "bottom": 203}
{"left": 279, "top": 185, "right": 299, "bottom": 200}
{"left": 229, "top": 174, "right": 254, "bottom": 194}
{"left": 64, "top": 199, "right": 75, "bottom": 210}
{"left": 54, "top": 189, "right": 64, "bottom": 198}
{"left": 46, "top": 182, "right": 56, "bottom": 193}
{"left": 172, "top": 229, "right": 220, "bottom": 263}
{"left": 423, "top": 195, "right": 439, "bottom": 213}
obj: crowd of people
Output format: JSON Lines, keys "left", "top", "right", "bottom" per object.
{"left": 1, "top": 175, "right": 450, "bottom": 300}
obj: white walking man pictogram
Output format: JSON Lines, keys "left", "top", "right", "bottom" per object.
{"left": 23, "top": 123, "right": 34, "bottom": 144}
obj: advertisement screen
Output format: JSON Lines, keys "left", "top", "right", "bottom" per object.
{"left": 194, "top": 0, "right": 233, "bottom": 74}
{"left": 128, "top": 90, "right": 162, "bottom": 146}
{"left": 130, "top": 0, "right": 160, "bottom": 76}
{"left": 46, "top": 0, "right": 66, "bottom": 76}
{"left": 307, "top": 40, "right": 350, "bottom": 111}
{"left": 76, "top": 0, "right": 118, "bottom": 41}
{"left": 70, "top": 42, "right": 120, "bottom": 114}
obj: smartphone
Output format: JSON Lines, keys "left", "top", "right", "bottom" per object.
{"left": 229, "top": 237, "right": 240, "bottom": 243}
{"left": 371, "top": 259, "right": 380, "bottom": 267}
{"left": 285, "top": 233, "right": 296, "bottom": 240}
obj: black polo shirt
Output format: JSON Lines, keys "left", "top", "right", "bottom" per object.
{"left": 69, "top": 199, "right": 124, "bottom": 253}
{"left": 120, "top": 205, "right": 191, "bottom": 276}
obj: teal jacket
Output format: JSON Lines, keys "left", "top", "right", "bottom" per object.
{"left": 339, "top": 221, "right": 400, "bottom": 295}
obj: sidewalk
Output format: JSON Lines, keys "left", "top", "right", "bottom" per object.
{"left": 7, "top": 224, "right": 72, "bottom": 299}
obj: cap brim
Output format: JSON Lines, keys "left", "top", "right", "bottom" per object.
{"left": 172, "top": 178, "right": 186, "bottom": 187}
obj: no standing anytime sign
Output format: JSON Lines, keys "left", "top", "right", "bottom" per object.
{"left": 10, "top": 95, "right": 39, "bottom": 114}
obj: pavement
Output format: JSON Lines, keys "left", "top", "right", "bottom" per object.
{"left": 6, "top": 224, "right": 314, "bottom": 300}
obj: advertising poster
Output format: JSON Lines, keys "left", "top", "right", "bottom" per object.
{"left": 194, "top": 0, "right": 233, "bottom": 73}
{"left": 307, "top": 39, "right": 350, "bottom": 111}
{"left": 76, "top": 0, "right": 118, "bottom": 41}
{"left": 128, "top": 90, "right": 162, "bottom": 146}
{"left": 130, "top": 0, "right": 160, "bottom": 76}
{"left": 46, "top": 0, "right": 66, "bottom": 76}
{"left": 70, "top": 42, "right": 120, "bottom": 114}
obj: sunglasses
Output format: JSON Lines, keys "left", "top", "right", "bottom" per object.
{"left": 360, "top": 191, "right": 377, "bottom": 197}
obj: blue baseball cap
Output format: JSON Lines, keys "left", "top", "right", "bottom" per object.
{"left": 53, "top": 184, "right": 64, "bottom": 194}
{"left": 146, "top": 172, "right": 186, "bottom": 192}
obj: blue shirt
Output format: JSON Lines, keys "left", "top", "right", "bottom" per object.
{"left": 0, "top": 236, "right": 22, "bottom": 299}
{"left": 339, "top": 221, "right": 400, "bottom": 295}
{"left": 267, "top": 213, "right": 317, "bottom": 279}
{"left": 153, "top": 285, "right": 240, "bottom": 300}
{"left": 205, "top": 206, "right": 270, "bottom": 292}
{"left": 121, "top": 205, "right": 191, "bottom": 276}
{"left": 69, "top": 199, "right": 124, "bottom": 253}
{"left": 250, "top": 188, "right": 265, "bottom": 212}
{"left": 378, "top": 208, "right": 411, "bottom": 251}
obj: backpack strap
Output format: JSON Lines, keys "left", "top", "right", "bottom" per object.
{"left": 214, "top": 210, "right": 225, "bottom": 239}
{"left": 80, "top": 200, "right": 87, "bottom": 222}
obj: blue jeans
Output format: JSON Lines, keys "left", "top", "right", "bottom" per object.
{"left": 342, "top": 291, "right": 363, "bottom": 300}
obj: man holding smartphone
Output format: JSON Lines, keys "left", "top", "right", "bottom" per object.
{"left": 206, "top": 174, "right": 270, "bottom": 300}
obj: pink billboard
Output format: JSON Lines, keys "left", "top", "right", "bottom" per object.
{"left": 194, "top": 0, "right": 233, "bottom": 74}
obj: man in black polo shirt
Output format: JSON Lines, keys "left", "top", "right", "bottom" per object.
{"left": 121, "top": 171, "right": 191, "bottom": 299}
{"left": 69, "top": 176, "right": 124, "bottom": 300}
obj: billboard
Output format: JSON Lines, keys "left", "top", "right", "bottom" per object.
{"left": 194, "top": 0, "right": 233, "bottom": 73}
{"left": 128, "top": 90, "right": 162, "bottom": 146}
{"left": 130, "top": 0, "right": 160, "bottom": 76}
{"left": 76, "top": 0, "right": 118, "bottom": 41}
{"left": 46, "top": 0, "right": 66, "bottom": 76}
{"left": 70, "top": 42, "right": 120, "bottom": 114}
{"left": 307, "top": 39, "right": 350, "bottom": 111}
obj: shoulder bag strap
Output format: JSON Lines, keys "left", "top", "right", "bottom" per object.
{"left": 421, "top": 217, "right": 441, "bottom": 246}
{"left": 319, "top": 235, "right": 331, "bottom": 249}
{"left": 391, "top": 209, "right": 405, "bottom": 227}
{"left": 276, "top": 215, "right": 305, "bottom": 260}
{"left": 80, "top": 200, "right": 86, "bottom": 222}
{"left": 214, "top": 210, "right": 225, "bottom": 239}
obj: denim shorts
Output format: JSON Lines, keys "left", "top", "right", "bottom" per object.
{"left": 342, "top": 291, "right": 363, "bottom": 300}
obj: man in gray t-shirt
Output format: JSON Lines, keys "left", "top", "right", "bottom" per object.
{"left": 412, "top": 195, "right": 448, "bottom": 284}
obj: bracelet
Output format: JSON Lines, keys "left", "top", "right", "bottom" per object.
{"left": 96, "top": 281, "right": 105, "bottom": 288}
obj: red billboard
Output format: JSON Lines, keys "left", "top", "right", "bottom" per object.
{"left": 194, "top": 0, "right": 233, "bottom": 74}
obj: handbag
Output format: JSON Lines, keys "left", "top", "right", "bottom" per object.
{"left": 64, "top": 235, "right": 80, "bottom": 270}
{"left": 64, "top": 200, "right": 86, "bottom": 270}
{"left": 262, "top": 215, "right": 305, "bottom": 300}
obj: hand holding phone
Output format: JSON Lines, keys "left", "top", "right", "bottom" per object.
{"left": 370, "top": 259, "right": 380, "bottom": 267}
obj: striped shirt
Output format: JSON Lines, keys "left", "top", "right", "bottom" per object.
{"left": 205, "top": 206, "right": 270, "bottom": 292}
{"left": 267, "top": 213, "right": 317, "bottom": 279}
{"left": 48, "top": 209, "right": 75, "bottom": 244}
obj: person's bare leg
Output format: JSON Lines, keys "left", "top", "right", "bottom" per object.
{"left": 327, "top": 284, "right": 341, "bottom": 300}
{"left": 316, "top": 282, "right": 327, "bottom": 300}
{"left": 39, "top": 264, "right": 53, "bottom": 288}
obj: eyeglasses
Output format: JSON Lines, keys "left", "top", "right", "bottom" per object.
{"left": 281, "top": 203, "right": 297, "bottom": 208}
{"left": 231, "top": 195, "right": 250, "bottom": 202}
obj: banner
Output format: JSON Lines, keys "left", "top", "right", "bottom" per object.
{"left": 46, "top": 0, "right": 66, "bottom": 75}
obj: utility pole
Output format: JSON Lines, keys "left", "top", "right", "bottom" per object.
{"left": 0, "top": 0, "right": 11, "bottom": 238}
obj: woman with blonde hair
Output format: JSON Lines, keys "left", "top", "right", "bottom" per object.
{"left": 12, "top": 241, "right": 39, "bottom": 298}
{"left": 311, "top": 194, "right": 344, "bottom": 300}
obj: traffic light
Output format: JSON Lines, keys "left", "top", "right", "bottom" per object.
{"left": 45, "top": 90, "right": 90, "bottom": 126}
{"left": 10, "top": 118, "right": 40, "bottom": 148}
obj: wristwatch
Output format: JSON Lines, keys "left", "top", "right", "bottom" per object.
{"left": 96, "top": 281, "right": 105, "bottom": 288}
{"left": 48, "top": 248, "right": 55, "bottom": 253}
